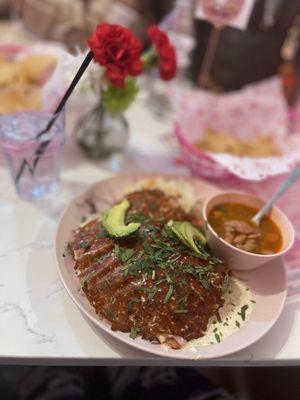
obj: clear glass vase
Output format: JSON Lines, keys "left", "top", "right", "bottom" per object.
{"left": 75, "top": 102, "right": 129, "bottom": 162}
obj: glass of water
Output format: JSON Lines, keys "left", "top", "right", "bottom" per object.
{"left": 0, "top": 111, "right": 64, "bottom": 200}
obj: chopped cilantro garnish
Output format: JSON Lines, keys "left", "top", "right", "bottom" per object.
{"left": 163, "top": 284, "right": 173, "bottom": 304}
{"left": 80, "top": 241, "right": 90, "bottom": 249}
{"left": 119, "top": 248, "right": 135, "bottom": 263}
{"left": 129, "top": 327, "right": 139, "bottom": 339}
{"left": 98, "top": 225, "right": 108, "bottom": 238}
{"left": 169, "top": 254, "right": 181, "bottom": 263}
{"left": 77, "top": 269, "right": 96, "bottom": 291}
{"left": 161, "top": 225, "right": 175, "bottom": 240}
{"left": 104, "top": 277, "right": 111, "bottom": 287}
{"left": 81, "top": 215, "right": 87, "bottom": 223}
{"left": 114, "top": 243, "right": 120, "bottom": 258}
{"left": 128, "top": 297, "right": 141, "bottom": 309}
{"left": 250, "top": 300, "right": 256, "bottom": 304}
{"left": 200, "top": 278, "right": 210, "bottom": 290}
{"left": 136, "top": 286, "right": 149, "bottom": 292}
{"left": 177, "top": 294, "right": 188, "bottom": 310}
{"left": 94, "top": 253, "right": 112, "bottom": 264}
{"left": 174, "top": 309, "right": 188, "bottom": 314}
{"left": 142, "top": 240, "right": 153, "bottom": 253}
{"left": 235, "top": 320, "right": 241, "bottom": 328}
{"left": 238, "top": 305, "right": 249, "bottom": 321}
{"left": 215, "top": 333, "right": 221, "bottom": 343}
{"left": 129, "top": 213, "right": 151, "bottom": 224}
{"left": 105, "top": 307, "right": 115, "bottom": 319}
{"left": 164, "top": 272, "right": 173, "bottom": 284}
{"left": 148, "top": 286, "right": 158, "bottom": 300}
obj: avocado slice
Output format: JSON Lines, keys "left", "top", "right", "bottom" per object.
{"left": 167, "top": 220, "right": 190, "bottom": 247}
{"left": 168, "top": 220, "right": 206, "bottom": 254}
{"left": 102, "top": 199, "right": 141, "bottom": 238}
{"left": 184, "top": 221, "right": 206, "bottom": 252}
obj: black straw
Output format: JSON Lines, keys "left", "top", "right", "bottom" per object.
{"left": 15, "top": 51, "right": 94, "bottom": 184}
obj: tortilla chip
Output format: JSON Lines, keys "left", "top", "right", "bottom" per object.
{"left": 17, "top": 54, "right": 57, "bottom": 85}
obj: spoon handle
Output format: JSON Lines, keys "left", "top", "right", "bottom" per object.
{"left": 252, "top": 166, "right": 300, "bottom": 224}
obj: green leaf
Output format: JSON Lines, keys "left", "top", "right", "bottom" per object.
{"left": 77, "top": 269, "right": 96, "bottom": 291}
{"left": 102, "top": 77, "right": 138, "bottom": 114}
{"left": 114, "top": 243, "right": 120, "bottom": 258}
{"left": 148, "top": 286, "right": 158, "bottom": 300}
{"left": 79, "top": 241, "right": 90, "bottom": 249}
{"left": 174, "top": 309, "right": 188, "bottom": 314}
{"left": 200, "top": 278, "right": 210, "bottom": 290}
{"left": 238, "top": 304, "right": 249, "bottom": 321}
{"left": 94, "top": 253, "right": 111, "bottom": 264}
{"left": 97, "top": 225, "right": 108, "bottom": 238}
{"left": 163, "top": 284, "right": 173, "bottom": 304}
{"left": 177, "top": 294, "right": 188, "bottom": 310}
{"left": 141, "top": 47, "right": 158, "bottom": 70}
{"left": 128, "top": 297, "right": 141, "bottom": 309}
{"left": 119, "top": 248, "right": 135, "bottom": 263}
{"left": 129, "top": 327, "right": 139, "bottom": 339}
{"left": 129, "top": 213, "right": 151, "bottom": 224}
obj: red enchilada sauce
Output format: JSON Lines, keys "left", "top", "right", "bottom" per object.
{"left": 68, "top": 190, "right": 231, "bottom": 348}
{"left": 208, "top": 202, "right": 283, "bottom": 255}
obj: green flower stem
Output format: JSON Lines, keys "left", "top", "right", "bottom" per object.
{"left": 102, "top": 77, "right": 138, "bottom": 115}
{"left": 142, "top": 47, "right": 158, "bottom": 70}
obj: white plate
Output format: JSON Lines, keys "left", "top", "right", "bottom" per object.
{"left": 55, "top": 174, "right": 287, "bottom": 359}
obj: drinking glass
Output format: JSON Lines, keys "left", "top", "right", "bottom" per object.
{"left": 198, "top": 0, "right": 245, "bottom": 89}
{"left": 0, "top": 111, "right": 64, "bottom": 200}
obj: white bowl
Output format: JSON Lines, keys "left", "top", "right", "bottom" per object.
{"left": 203, "top": 191, "right": 295, "bottom": 271}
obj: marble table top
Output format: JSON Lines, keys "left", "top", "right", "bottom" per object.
{"left": 1, "top": 86, "right": 300, "bottom": 366}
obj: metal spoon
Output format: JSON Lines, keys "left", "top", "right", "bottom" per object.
{"left": 252, "top": 166, "right": 300, "bottom": 225}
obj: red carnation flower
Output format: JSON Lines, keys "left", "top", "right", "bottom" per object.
{"left": 147, "top": 25, "right": 177, "bottom": 80}
{"left": 88, "top": 23, "right": 143, "bottom": 87}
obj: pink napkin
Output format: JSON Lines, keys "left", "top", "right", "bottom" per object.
{"left": 171, "top": 77, "right": 300, "bottom": 181}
